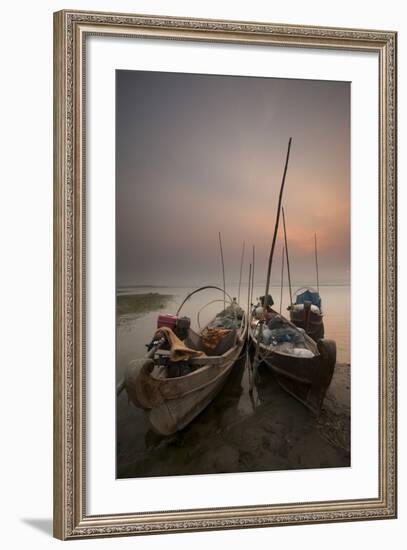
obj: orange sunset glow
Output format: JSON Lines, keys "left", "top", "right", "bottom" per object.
{"left": 116, "top": 70, "right": 350, "bottom": 288}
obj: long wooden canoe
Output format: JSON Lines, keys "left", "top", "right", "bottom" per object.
{"left": 125, "top": 303, "right": 247, "bottom": 435}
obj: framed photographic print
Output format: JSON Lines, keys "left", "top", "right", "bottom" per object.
{"left": 53, "top": 9, "right": 397, "bottom": 540}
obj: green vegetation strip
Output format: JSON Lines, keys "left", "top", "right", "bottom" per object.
{"left": 117, "top": 292, "right": 173, "bottom": 317}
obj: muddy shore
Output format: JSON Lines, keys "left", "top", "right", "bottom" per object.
{"left": 117, "top": 360, "right": 350, "bottom": 478}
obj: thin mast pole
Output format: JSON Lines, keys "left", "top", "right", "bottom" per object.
{"left": 314, "top": 232, "right": 320, "bottom": 293}
{"left": 282, "top": 206, "right": 293, "bottom": 307}
{"left": 218, "top": 232, "right": 226, "bottom": 310}
{"left": 279, "top": 243, "right": 285, "bottom": 314}
{"left": 263, "top": 138, "right": 292, "bottom": 302}
{"left": 250, "top": 245, "right": 255, "bottom": 306}
{"left": 247, "top": 263, "right": 252, "bottom": 319}
{"left": 238, "top": 241, "right": 245, "bottom": 305}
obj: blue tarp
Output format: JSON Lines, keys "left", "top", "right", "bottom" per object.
{"left": 295, "top": 289, "right": 321, "bottom": 309}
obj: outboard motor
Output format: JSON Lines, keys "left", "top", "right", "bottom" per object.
{"left": 146, "top": 313, "right": 178, "bottom": 351}
{"left": 260, "top": 294, "right": 274, "bottom": 308}
{"left": 174, "top": 316, "right": 191, "bottom": 340}
{"left": 155, "top": 313, "right": 191, "bottom": 341}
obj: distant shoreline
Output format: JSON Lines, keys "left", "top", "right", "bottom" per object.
{"left": 117, "top": 292, "right": 174, "bottom": 317}
{"left": 117, "top": 283, "right": 351, "bottom": 291}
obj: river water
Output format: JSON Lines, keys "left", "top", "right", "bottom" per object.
{"left": 116, "top": 284, "right": 350, "bottom": 478}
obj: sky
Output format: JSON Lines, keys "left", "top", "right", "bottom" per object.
{"left": 116, "top": 70, "right": 350, "bottom": 288}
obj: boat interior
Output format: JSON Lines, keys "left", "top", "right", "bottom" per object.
{"left": 251, "top": 309, "right": 318, "bottom": 358}
{"left": 184, "top": 326, "right": 238, "bottom": 357}
{"left": 151, "top": 307, "right": 246, "bottom": 379}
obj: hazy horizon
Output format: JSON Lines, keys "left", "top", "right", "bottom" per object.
{"left": 116, "top": 70, "right": 350, "bottom": 289}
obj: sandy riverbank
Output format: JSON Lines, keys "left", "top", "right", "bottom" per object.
{"left": 117, "top": 361, "right": 350, "bottom": 478}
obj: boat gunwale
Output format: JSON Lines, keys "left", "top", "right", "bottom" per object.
{"left": 152, "top": 341, "right": 246, "bottom": 401}
{"left": 148, "top": 311, "right": 248, "bottom": 383}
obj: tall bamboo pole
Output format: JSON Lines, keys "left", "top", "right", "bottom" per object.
{"left": 250, "top": 138, "right": 293, "bottom": 393}
{"left": 250, "top": 244, "right": 255, "bottom": 306}
{"left": 263, "top": 138, "right": 292, "bottom": 302}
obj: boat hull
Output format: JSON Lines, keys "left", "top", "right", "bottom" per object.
{"left": 289, "top": 309, "right": 325, "bottom": 341}
{"left": 148, "top": 356, "right": 238, "bottom": 435}
{"left": 251, "top": 333, "right": 336, "bottom": 414}
{"left": 126, "top": 326, "right": 246, "bottom": 435}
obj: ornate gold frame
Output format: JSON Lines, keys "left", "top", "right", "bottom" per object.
{"left": 53, "top": 9, "right": 397, "bottom": 540}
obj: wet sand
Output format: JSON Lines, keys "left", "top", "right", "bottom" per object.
{"left": 117, "top": 360, "right": 350, "bottom": 478}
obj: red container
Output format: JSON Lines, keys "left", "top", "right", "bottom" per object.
{"left": 157, "top": 314, "right": 177, "bottom": 330}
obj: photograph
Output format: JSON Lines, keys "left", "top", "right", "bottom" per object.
{"left": 115, "top": 70, "right": 351, "bottom": 479}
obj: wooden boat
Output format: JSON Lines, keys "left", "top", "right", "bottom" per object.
{"left": 250, "top": 307, "right": 336, "bottom": 414}
{"left": 247, "top": 139, "right": 336, "bottom": 413}
{"left": 125, "top": 287, "right": 247, "bottom": 435}
{"left": 289, "top": 287, "right": 325, "bottom": 341}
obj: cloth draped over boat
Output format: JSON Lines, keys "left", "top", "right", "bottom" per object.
{"left": 200, "top": 327, "right": 231, "bottom": 351}
{"left": 295, "top": 289, "right": 321, "bottom": 309}
{"left": 154, "top": 327, "right": 205, "bottom": 362}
